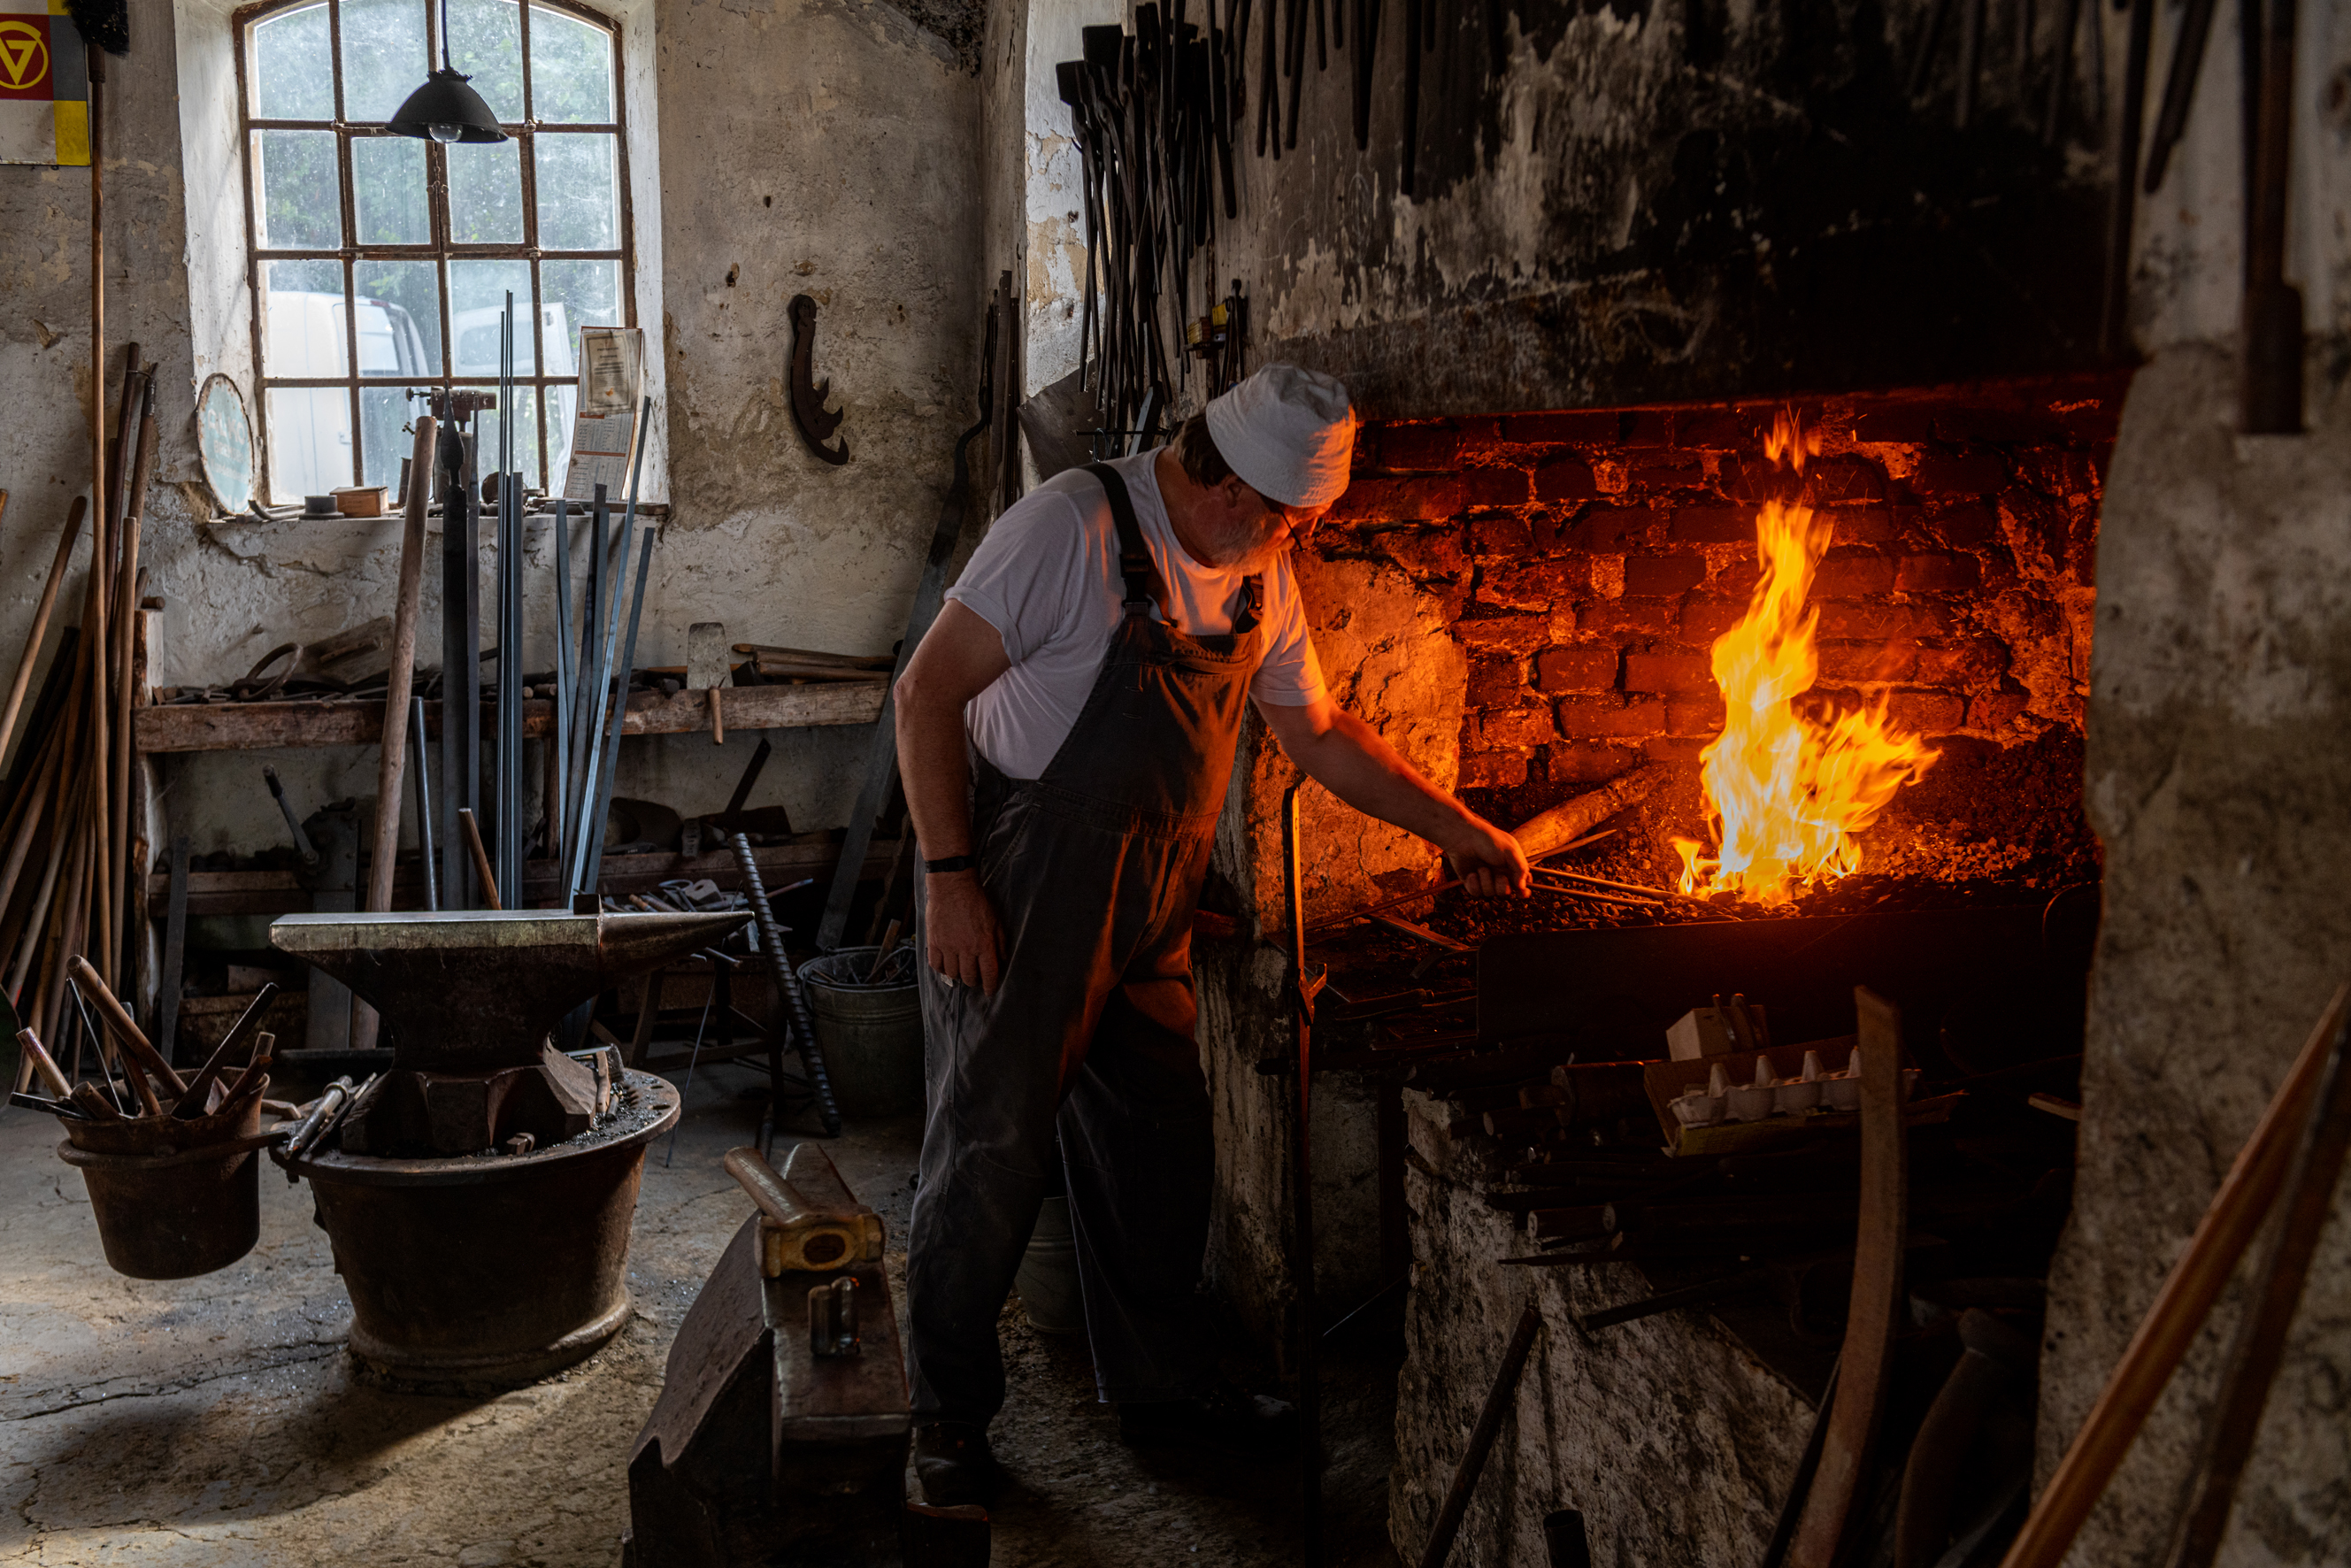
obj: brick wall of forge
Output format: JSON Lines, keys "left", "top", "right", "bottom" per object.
{"left": 1319, "top": 377, "right": 2124, "bottom": 818}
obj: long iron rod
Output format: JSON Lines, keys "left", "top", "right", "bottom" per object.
{"left": 411, "top": 693, "right": 438, "bottom": 912}
{"left": 569, "top": 406, "right": 651, "bottom": 898}
{"left": 581, "top": 529, "right": 654, "bottom": 900}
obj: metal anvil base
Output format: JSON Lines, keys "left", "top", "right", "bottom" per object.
{"left": 341, "top": 1045, "right": 600, "bottom": 1157}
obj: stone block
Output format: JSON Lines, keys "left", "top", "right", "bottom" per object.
{"left": 1622, "top": 554, "right": 1708, "bottom": 596}
{"left": 1467, "top": 514, "right": 1535, "bottom": 560}
{"left": 1910, "top": 636, "right": 2010, "bottom": 685}
{"left": 1554, "top": 695, "right": 1666, "bottom": 739}
{"left": 1813, "top": 550, "right": 1895, "bottom": 598}
{"left": 1666, "top": 696, "right": 1726, "bottom": 735}
{"left": 1480, "top": 559, "right": 1579, "bottom": 612}
{"left": 1680, "top": 596, "right": 1747, "bottom": 642}
{"left": 1503, "top": 410, "right": 1620, "bottom": 446}
{"left": 1816, "top": 641, "right": 1917, "bottom": 683}
{"left": 1466, "top": 655, "right": 1529, "bottom": 709}
{"left": 1476, "top": 704, "right": 1556, "bottom": 751}
{"left": 1887, "top": 689, "right": 1966, "bottom": 734}
{"left": 1331, "top": 475, "right": 1460, "bottom": 523}
{"left": 1830, "top": 506, "right": 1902, "bottom": 544}
{"left": 1642, "top": 735, "right": 1712, "bottom": 762}
{"left": 1533, "top": 644, "right": 1621, "bottom": 694}
{"left": 1535, "top": 458, "right": 1600, "bottom": 503}
{"left": 1673, "top": 407, "right": 1763, "bottom": 449}
{"left": 1895, "top": 551, "right": 1981, "bottom": 592}
{"left": 1461, "top": 466, "right": 1534, "bottom": 510}
{"left": 1378, "top": 527, "right": 1469, "bottom": 581}
{"left": 1579, "top": 598, "right": 1679, "bottom": 636}
{"left": 1910, "top": 452, "right": 2011, "bottom": 496}
{"left": 1632, "top": 453, "right": 1705, "bottom": 489}
{"left": 1931, "top": 406, "right": 2067, "bottom": 446}
{"left": 1558, "top": 505, "right": 1653, "bottom": 552}
{"left": 1670, "top": 505, "right": 1756, "bottom": 544}
{"left": 1457, "top": 750, "right": 1529, "bottom": 789}
{"left": 1624, "top": 650, "right": 1714, "bottom": 694}
{"left": 1546, "top": 742, "right": 1644, "bottom": 784}
{"left": 1932, "top": 502, "right": 2001, "bottom": 546}
{"left": 1454, "top": 613, "right": 1551, "bottom": 655}
{"left": 1816, "top": 601, "right": 1955, "bottom": 639}
{"left": 1808, "top": 455, "right": 1888, "bottom": 503}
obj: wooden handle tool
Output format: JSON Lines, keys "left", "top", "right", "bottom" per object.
{"left": 724, "top": 1145, "right": 884, "bottom": 1275}
{"left": 67, "top": 954, "right": 187, "bottom": 1097}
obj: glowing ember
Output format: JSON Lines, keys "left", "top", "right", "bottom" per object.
{"left": 1673, "top": 409, "right": 1939, "bottom": 904}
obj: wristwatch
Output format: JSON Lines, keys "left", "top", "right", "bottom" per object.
{"left": 923, "top": 853, "right": 978, "bottom": 875}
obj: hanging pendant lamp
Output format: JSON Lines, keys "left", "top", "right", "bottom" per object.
{"left": 388, "top": 1, "right": 509, "bottom": 143}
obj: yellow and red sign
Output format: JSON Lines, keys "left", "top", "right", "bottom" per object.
{"left": 0, "top": 2, "right": 85, "bottom": 165}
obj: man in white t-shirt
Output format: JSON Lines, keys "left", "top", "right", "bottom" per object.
{"left": 891, "top": 365, "right": 1528, "bottom": 1504}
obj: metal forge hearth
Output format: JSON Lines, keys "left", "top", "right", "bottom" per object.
{"left": 268, "top": 908, "right": 748, "bottom": 1383}
{"left": 1188, "top": 374, "right": 2125, "bottom": 1564}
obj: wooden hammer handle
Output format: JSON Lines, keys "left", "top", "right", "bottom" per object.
{"left": 67, "top": 954, "right": 187, "bottom": 1096}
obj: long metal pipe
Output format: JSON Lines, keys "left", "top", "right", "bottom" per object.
{"left": 550, "top": 497, "right": 572, "bottom": 866}
{"left": 581, "top": 529, "right": 655, "bottom": 901}
{"left": 567, "top": 404, "right": 652, "bottom": 899}
{"left": 563, "top": 487, "right": 608, "bottom": 878}
{"left": 411, "top": 693, "right": 438, "bottom": 912}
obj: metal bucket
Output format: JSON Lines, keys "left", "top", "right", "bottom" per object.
{"left": 1015, "top": 1195, "right": 1085, "bottom": 1334}
{"left": 280, "top": 1071, "right": 680, "bottom": 1387}
{"left": 56, "top": 1096, "right": 269, "bottom": 1280}
{"left": 797, "top": 948, "right": 922, "bottom": 1118}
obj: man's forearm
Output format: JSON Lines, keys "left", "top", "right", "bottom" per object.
{"left": 895, "top": 687, "right": 976, "bottom": 860}
{"left": 1281, "top": 707, "right": 1476, "bottom": 847}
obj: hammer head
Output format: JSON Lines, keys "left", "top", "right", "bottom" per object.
{"left": 270, "top": 908, "right": 749, "bottom": 1072}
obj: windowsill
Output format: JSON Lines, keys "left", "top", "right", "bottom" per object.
{"left": 214, "top": 500, "right": 672, "bottom": 526}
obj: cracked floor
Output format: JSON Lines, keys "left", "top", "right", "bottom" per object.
{"left": 1, "top": 1065, "right": 1402, "bottom": 1566}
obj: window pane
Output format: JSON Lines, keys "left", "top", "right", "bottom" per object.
{"left": 448, "top": 137, "right": 524, "bottom": 243}
{"left": 353, "top": 259, "right": 443, "bottom": 375}
{"left": 351, "top": 135, "right": 428, "bottom": 244}
{"left": 447, "top": 259, "right": 533, "bottom": 376}
{"left": 447, "top": 0, "right": 523, "bottom": 123}
{"left": 544, "top": 383, "right": 577, "bottom": 492}
{"left": 528, "top": 5, "right": 612, "bottom": 123}
{"left": 267, "top": 388, "right": 354, "bottom": 499}
{"left": 539, "top": 258, "right": 619, "bottom": 379}
{"left": 250, "top": 2, "right": 333, "bottom": 119}
{"left": 259, "top": 259, "right": 350, "bottom": 376}
{"left": 358, "top": 388, "right": 434, "bottom": 490}
{"left": 253, "top": 129, "right": 341, "bottom": 249}
{"left": 339, "top": 0, "right": 428, "bottom": 122}
{"left": 478, "top": 383, "right": 543, "bottom": 490}
{"left": 534, "top": 132, "right": 616, "bottom": 250}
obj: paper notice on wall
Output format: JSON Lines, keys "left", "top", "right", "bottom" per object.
{"left": 562, "top": 327, "right": 646, "bottom": 503}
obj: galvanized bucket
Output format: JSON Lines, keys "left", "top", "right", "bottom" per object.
{"left": 56, "top": 1095, "right": 269, "bottom": 1280}
{"left": 797, "top": 947, "right": 922, "bottom": 1118}
{"left": 1015, "top": 1195, "right": 1085, "bottom": 1334}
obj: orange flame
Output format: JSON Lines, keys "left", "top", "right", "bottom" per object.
{"left": 1673, "top": 409, "right": 1938, "bottom": 904}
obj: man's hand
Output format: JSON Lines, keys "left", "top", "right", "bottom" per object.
{"left": 1435, "top": 813, "right": 1532, "bottom": 898}
{"left": 925, "top": 871, "right": 1004, "bottom": 995}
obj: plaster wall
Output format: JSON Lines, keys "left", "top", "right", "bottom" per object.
{"left": 0, "top": 0, "right": 989, "bottom": 867}
{"left": 2041, "top": 345, "right": 2351, "bottom": 1566}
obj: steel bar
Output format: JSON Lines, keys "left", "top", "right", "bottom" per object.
{"left": 581, "top": 529, "right": 656, "bottom": 901}
{"left": 1284, "top": 780, "right": 1323, "bottom": 1564}
{"left": 564, "top": 486, "right": 609, "bottom": 878}
{"left": 411, "top": 694, "right": 439, "bottom": 912}
{"left": 158, "top": 834, "right": 189, "bottom": 1065}
{"left": 734, "top": 832, "right": 841, "bottom": 1136}
{"left": 2100, "top": 0, "right": 2157, "bottom": 359}
{"left": 551, "top": 498, "right": 573, "bottom": 864}
{"left": 571, "top": 408, "right": 651, "bottom": 900}
{"left": 438, "top": 413, "right": 480, "bottom": 908}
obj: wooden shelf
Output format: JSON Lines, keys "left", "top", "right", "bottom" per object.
{"left": 148, "top": 837, "right": 903, "bottom": 919}
{"left": 132, "top": 680, "right": 887, "bottom": 754}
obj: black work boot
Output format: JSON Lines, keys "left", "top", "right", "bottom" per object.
{"left": 1117, "top": 1383, "right": 1299, "bottom": 1456}
{"left": 913, "top": 1421, "right": 1003, "bottom": 1507}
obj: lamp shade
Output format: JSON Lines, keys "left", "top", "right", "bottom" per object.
{"left": 387, "top": 68, "right": 509, "bottom": 143}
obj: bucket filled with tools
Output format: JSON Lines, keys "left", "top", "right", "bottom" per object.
{"left": 796, "top": 944, "right": 922, "bottom": 1118}
{"left": 56, "top": 1089, "right": 273, "bottom": 1280}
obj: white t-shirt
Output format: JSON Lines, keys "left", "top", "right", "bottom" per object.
{"left": 944, "top": 450, "right": 1327, "bottom": 780}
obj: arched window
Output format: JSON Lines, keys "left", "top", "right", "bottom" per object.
{"left": 236, "top": 0, "right": 634, "bottom": 503}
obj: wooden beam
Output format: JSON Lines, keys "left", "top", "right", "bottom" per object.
{"left": 149, "top": 837, "right": 903, "bottom": 918}
{"left": 133, "top": 681, "right": 887, "bottom": 755}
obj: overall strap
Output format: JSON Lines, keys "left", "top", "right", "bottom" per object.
{"left": 1233, "top": 574, "right": 1264, "bottom": 634}
{"left": 1086, "top": 462, "right": 1172, "bottom": 623}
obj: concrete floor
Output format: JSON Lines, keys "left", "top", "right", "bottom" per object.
{"left": 0, "top": 1063, "right": 1402, "bottom": 1566}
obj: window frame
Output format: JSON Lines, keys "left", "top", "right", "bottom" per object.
{"left": 233, "top": 0, "right": 637, "bottom": 502}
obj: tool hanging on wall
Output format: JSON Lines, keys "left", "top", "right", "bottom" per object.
{"left": 787, "top": 295, "right": 850, "bottom": 465}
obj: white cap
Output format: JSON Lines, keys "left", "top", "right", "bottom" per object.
{"left": 1202, "top": 365, "right": 1356, "bottom": 509}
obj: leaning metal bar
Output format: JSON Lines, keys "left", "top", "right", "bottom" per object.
{"left": 411, "top": 693, "right": 439, "bottom": 913}
{"left": 580, "top": 528, "right": 655, "bottom": 901}
{"left": 733, "top": 832, "right": 841, "bottom": 1137}
{"left": 551, "top": 497, "right": 573, "bottom": 864}
{"left": 567, "top": 406, "right": 652, "bottom": 898}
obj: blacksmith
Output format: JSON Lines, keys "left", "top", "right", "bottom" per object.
{"left": 893, "top": 365, "right": 1530, "bottom": 1503}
